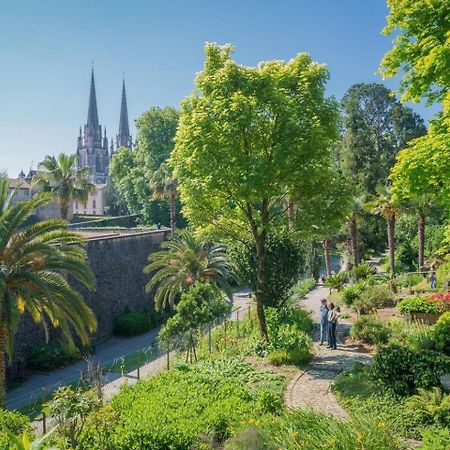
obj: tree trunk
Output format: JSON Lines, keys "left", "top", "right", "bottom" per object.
{"left": 387, "top": 214, "right": 396, "bottom": 275}
{"left": 418, "top": 213, "right": 425, "bottom": 271}
{"left": 255, "top": 234, "right": 268, "bottom": 341}
{"left": 322, "top": 239, "right": 332, "bottom": 277}
{"left": 350, "top": 218, "right": 359, "bottom": 267}
{"left": 169, "top": 193, "right": 177, "bottom": 237}
{"left": 0, "top": 324, "right": 5, "bottom": 407}
{"left": 60, "top": 200, "right": 69, "bottom": 221}
{"left": 287, "top": 201, "right": 295, "bottom": 231}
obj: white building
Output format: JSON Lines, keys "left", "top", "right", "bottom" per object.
{"left": 73, "top": 183, "right": 107, "bottom": 216}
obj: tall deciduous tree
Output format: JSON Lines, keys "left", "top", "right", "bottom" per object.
{"left": 110, "top": 108, "right": 179, "bottom": 225}
{"left": 380, "top": 0, "right": 450, "bottom": 109}
{"left": 171, "top": 44, "right": 339, "bottom": 339}
{"left": 340, "top": 83, "right": 426, "bottom": 258}
{"left": 0, "top": 178, "right": 96, "bottom": 405}
{"left": 33, "top": 154, "right": 94, "bottom": 220}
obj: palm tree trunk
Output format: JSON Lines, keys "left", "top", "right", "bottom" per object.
{"left": 287, "top": 201, "right": 295, "bottom": 231}
{"left": 350, "top": 218, "right": 359, "bottom": 267}
{"left": 418, "top": 213, "right": 425, "bottom": 271}
{"left": 60, "top": 200, "right": 69, "bottom": 221}
{"left": 0, "top": 324, "right": 6, "bottom": 407}
{"left": 387, "top": 214, "right": 396, "bottom": 275}
{"left": 169, "top": 193, "right": 176, "bottom": 237}
{"left": 322, "top": 239, "right": 332, "bottom": 277}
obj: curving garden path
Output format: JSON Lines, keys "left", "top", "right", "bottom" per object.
{"left": 285, "top": 285, "right": 372, "bottom": 418}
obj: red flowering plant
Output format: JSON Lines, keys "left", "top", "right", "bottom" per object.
{"left": 427, "top": 292, "right": 450, "bottom": 313}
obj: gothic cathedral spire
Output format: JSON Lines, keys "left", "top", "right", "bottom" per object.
{"left": 116, "top": 78, "right": 133, "bottom": 150}
{"left": 76, "top": 68, "right": 109, "bottom": 183}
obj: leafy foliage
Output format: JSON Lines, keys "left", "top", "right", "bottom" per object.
{"left": 397, "top": 297, "right": 441, "bottom": 315}
{"left": 109, "top": 107, "right": 179, "bottom": 225}
{"left": 371, "top": 343, "right": 450, "bottom": 395}
{"left": 33, "top": 153, "right": 94, "bottom": 220}
{"left": 77, "top": 357, "right": 284, "bottom": 449}
{"left": 113, "top": 312, "right": 153, "bottom": 337}
{"left": 433, "top": 311, "right": 450, "bottom": 355}
{"left": 171, "top": 43, "right": 340, "bottom": 338}
{"left": 159, "top": 282, "right": 230, "bottom": 342}
{"left": 45, "top": 386, "right": 101, "bottom": 448}
{"left": 350, "top": 316, "right": 391, "bottom": 345}
{"left": 27, "top": 340, "right": 82, "bottom": 372}
{"left": 229, "top": 232, "right": 304, "bottom": 308}
{"left": 0, "top": 177, "right": 96, "bottom": 404}
{"left": 145, "top": 229, "right": 234, "bottom": 310}
{"left": 0, "top": 410, "right": 32, "bottom": 450}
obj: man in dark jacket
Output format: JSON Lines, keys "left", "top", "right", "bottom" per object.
{"left": 319, "top": 298, "right": 328, "bottom": 345}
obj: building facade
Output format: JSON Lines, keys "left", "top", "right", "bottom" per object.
{"left": 73, "top": 183, "right": 107, "bottom": 216}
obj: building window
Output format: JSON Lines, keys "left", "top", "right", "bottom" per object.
{"left": 75, "top": 201, "right": 79, "bottom": 209}
{"left": 93, "top": 199, "right": 96, "bottom": 209}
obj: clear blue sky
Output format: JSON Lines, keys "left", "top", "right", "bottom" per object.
{"left": 1, "top": 0, "right": 438, "bottom": 177}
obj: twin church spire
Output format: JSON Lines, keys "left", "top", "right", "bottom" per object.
{"left": 77, "top": 69, "right": 133, "bottom": 183}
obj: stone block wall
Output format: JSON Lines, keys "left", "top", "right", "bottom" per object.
{"left": 11, "top": 229, "right": 167, "bottom": 371}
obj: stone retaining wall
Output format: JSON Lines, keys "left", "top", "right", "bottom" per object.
{"left": 11, "top": 230, "right": 168, "bottom": 373}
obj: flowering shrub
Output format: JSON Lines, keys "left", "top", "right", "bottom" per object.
{"left": 427, "top": 292, "right": 450, "bottom": 313}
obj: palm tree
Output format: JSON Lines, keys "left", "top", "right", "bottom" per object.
{"left": 365, "top": 185, "right": 400, "bottom": 274}
{"left": 33, "top": 153, "right": 94, "bottom": 220}
{"left": 0, "top": 178, "right": 97, "bottom": 405}
{"left": 404, "top": 195, "right": 432, "bottom": 271}
{"left": 144, "top": 230, "right": 234, "bottom": 311}
{"left": 149, "top": 163, "right": 178, "bottom": 236}
{"left": 346, "top": 196, "right": 364, "bottom": 267}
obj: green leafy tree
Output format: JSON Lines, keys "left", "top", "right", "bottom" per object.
{"left": 145, "top": 229, "right": 234, "bottom": 311}
{"left": 365, "top": 185, "right": 401, "bottom": 274}
{"left": 159, "top": 281, "right": 230, "bottom": 361}
{"left": 149, "top": 163, "right": 178, "bottom": 236}
{"left": 171, "top": 44, "right": 339, "bottom": 339}
{"left": 103, "top": 179, "right": 129, "bottom": 216}
{"left": 110, "top": 108, "right": 179, "bottom": 225}
{"left": 0, "top": 178, "right": 97, "bottom": 405}
{"left": 228, "top": 232, "right": 304, "bottom": 308}
{"left": 340, "top": 83, "right": 426, "bottom": 259}
{"left": 380, "top": 0, "right": 450, "bottom": 108}
{"left": 33, "top": 153, "right": 94, "bottom": 220}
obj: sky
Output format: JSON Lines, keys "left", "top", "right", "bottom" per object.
{"left": 0, "top": 0, "right": 439, "bottom": 177}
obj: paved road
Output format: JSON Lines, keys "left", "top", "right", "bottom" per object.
{"left": 7, "top": 294, "right": 253, "bottom": 411}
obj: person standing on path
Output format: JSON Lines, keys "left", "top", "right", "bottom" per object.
{"left": 327, "top": 304, "right": 340, "bottom": 350}
{"left": 319, "top": 298, "right": 329, "bottom": 345}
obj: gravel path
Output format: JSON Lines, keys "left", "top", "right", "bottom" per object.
{"left": 285, "top": 285, "right": 372, "bottom": 418}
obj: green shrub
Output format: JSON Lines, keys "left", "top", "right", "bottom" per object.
{"left": 397, "top": 297, "right": 440, "bottom": 315}
{"left": 341, "top": 283, "right": 363, "bottom": 306}
{"left": 27, "top": 340, "right": 82, "bottom": 371}
{"left": 113, "top": 311, "right": 153, "bottom": 337}
{"left": 434, "top": 311, "right": 450, "bottom": 355}
{"left": 418, "top": 427, "right": 450, "bottom": 450}
{"left": 262, "top": 306, "right": 313, "bottom": 365}
{"left": 354, "top": 284, "right": 393, "bottom": 314}
{"left": 334, "top": 364, "right": 440, "bottom": 440}
{"left": 371, "top": 343, "right": 450, "bottom": 395}
{"left": 395, "top": 273, "right": 423, "bottom": 289}
{"left": 0, "top": 410, "right": 32, "bottom": 450}
{"left": 350, "top": 316, "right": 391, "bottom": 345}
{"left": 352, "top": 263, "right": 377, "bottom": 280}
{"left": 77, "top": 357, "right": 284, "bottom": 449}
{"left": 405, "top": 388, "right": 450, "bottom": 430}
{"left": 324, "top": 272, "right": 349, "bottom": 291}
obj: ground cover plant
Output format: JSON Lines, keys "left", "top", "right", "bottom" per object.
{"left": 76, "top": 357, "right": 285, "bottom": 449}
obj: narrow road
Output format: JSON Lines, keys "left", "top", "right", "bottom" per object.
{"left": 285, "top": 285, "right": 372, "bottom": 418}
